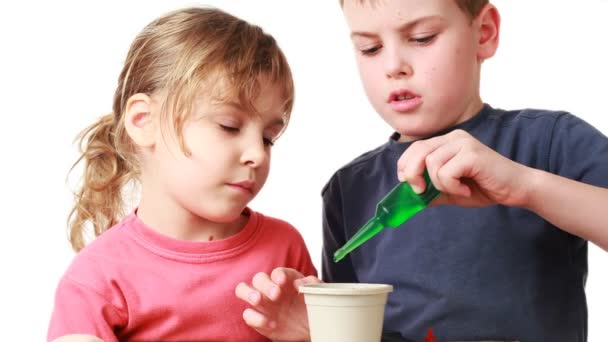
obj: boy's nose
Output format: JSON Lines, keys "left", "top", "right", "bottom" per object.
{"left": 385, "top": 48, "right": 412, "bottom": 79}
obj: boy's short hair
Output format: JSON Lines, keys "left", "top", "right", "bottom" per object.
{"left": 455, "top": 0, "right": 488, "bottom": 19}
{"left": 339, "top": 0, "right": 489, "bottom": 20}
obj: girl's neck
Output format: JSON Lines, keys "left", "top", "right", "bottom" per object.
{"left": 136, "top": 196, "right": 248, "bottom": 242}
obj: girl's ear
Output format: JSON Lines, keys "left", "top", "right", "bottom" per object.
{"left": 476, "top": 3, "right": 500, "bottom": 61}
{"left": 124, "top": 93, "right": 156, "bottom": 148}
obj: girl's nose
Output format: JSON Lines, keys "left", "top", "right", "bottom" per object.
{"left": 240, "top": 138, "right": 267, "bottom": 168}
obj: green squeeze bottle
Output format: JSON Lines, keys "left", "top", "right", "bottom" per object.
{"left": 333, "top": 170, "right": 440, "bottom": 262}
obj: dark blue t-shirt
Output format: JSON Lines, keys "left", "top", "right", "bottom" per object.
{"left": 321, "top": 104, "right": 608, "bottom": 342}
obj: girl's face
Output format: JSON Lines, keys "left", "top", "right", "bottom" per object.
{"left": 145, "top": 80, "right": 286, "bottom": 227}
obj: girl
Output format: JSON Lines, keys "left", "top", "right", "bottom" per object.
{"left": 48, "top": 7, "right": 316, "bottom": 342}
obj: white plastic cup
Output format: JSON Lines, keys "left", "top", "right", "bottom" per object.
{"left": 299, "top": 283, "right": 393, "bottom": 342}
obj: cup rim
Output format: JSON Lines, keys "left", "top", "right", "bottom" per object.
{"left": 298, "top": 283, "right": 393, "bottom": 295}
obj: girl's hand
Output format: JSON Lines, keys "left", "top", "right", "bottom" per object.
{"left": 397, "top": 129, "right": 534, "bottom": 208}
{"left": 235, "top": 267, "right": 321, "bottom": 342}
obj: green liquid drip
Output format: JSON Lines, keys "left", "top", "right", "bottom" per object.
{"left": 333, "top": 170, "right": 440, "bottom": 262}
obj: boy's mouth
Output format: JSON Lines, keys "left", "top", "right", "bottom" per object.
{"left": 387, "top": 89, "right": 422, "bottom": 112}
{"left": 387, "top": 89, "right": 419, "bottom": 102}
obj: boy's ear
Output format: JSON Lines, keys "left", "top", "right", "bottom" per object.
{"left": 124, "top": 93, "right": 156, "bottom": 148}
{"left": 476, "top": 4, "right": 501, "bottom": 61}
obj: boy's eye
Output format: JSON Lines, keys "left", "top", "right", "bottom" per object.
{"left": 410, "top": 34, "right": 436, "bottom": 45}
{"left": 360, "top": 45, "right": 382, "bottom": 56}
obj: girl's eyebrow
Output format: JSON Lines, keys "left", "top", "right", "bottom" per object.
{"left": 220, "top": 101, "right": 285, "bottom": 129}
{"left": 267, "top": 118, "right": 285, "bottom": 130}
{"left": 351, "top": 15, "right": 445, "bottom": 39}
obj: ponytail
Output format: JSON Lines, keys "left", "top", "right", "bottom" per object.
{"left": 67, "top": 114, "right": 133, "bottom": 252}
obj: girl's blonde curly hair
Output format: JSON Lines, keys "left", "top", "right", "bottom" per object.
{"left": 68, "top": 7, "right": 294, "bottom": 252}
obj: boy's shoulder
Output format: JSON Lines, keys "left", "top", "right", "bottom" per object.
{"left": 487, "top": 105, "right": 599, "bottom": 140}
{"left": 321, "top": 141, "right": 393, "bottom": 195}
{"left": 485, "top": 105, "right": 570, "bottom": 125}
{"left": 321, "top": 105, "right": 592, "bottom": 195}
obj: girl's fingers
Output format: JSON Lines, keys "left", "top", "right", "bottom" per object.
{"left": 253, "top": 272, "right": 280, "bottom": 301}
{"left": 271, "top": 267, "right": 299, "bottom": 286}
{"left": 294, "top": 275, "right": 322, "bottom": 289}
{"left": 242, "top": 308, "right": 276, "bottom": 330}
{"left": 235, "top": 282, "right": 262, "bottom": 306}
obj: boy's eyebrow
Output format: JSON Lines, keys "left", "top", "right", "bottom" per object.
{"left": 350, "top": 15, "right": 444, "bottom": 39}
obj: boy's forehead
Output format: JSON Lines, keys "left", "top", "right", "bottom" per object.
{"left": 343, "top": 0, "right": 460, "bottom": 30}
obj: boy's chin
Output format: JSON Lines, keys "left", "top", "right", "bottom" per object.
{"left": 394, "top": 126, "right": 439, "bottom": 142}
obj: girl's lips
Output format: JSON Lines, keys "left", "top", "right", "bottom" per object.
{"left": 227, "top": 181, "right": 255, "bottom": 194}
{"left": 228, "top": 185, "right": 253, "bottom": 195}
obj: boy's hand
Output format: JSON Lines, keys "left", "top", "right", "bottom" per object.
{"left": 235, "top": 267, "right": 321, "bottom": 342}
{"left": 397, "top": 129, "right": 533, "bottom": 208}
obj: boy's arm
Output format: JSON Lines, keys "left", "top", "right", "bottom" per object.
{"left": 397, "top": 113, "right": 608, "bottom": 251}
{"left": 526, "top": 169, "right": 608, "bottom": 251}
{"left": 528, "top": 112, "right": 608, "bottom": 251}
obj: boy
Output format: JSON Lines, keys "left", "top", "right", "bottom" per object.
{"left": 236, "top": 1, "right": 608, "bottom": 341}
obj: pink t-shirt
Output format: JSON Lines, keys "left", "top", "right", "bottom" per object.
{"left": 48, "top": 209, "right": 317, "bottom": 341}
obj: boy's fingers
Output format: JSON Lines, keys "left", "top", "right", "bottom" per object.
{"left": 424, "top": 142, "right": 462, "bottom": 192}
{"left": 235, "top": 282, "right": 262, "bottom": 306}
{"left": 398, "top": 137, "right": 446, "bottom": 190}
{"left": 253, "top": 272, "right": 280, "bottom": 301}
{"left": 437, "top": 151, "right": 474, "bottom": 197}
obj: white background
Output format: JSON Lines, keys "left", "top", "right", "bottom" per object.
{"left": 1, "top": 0, "right": 607, "bottom": 340}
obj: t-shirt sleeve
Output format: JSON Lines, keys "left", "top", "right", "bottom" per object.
{"left": 548, "top": 112, "right": 608, "bottom": 188}
{"left": 286, "top": 230, "right": 318, "bottom": 278}
{"left": 321, "top": 174, "right": 359, "bottom": 283}
{"left": 47, "top": 276, "right": 126, "bottom": 342}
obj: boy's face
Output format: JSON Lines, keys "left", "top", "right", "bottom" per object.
{"left": 343, "top": 0, "right": 492, "bottom": 141}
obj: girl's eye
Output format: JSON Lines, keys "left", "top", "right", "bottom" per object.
{"left": 263, "top": 137, "right": 274, "bottom": 147}
{"left": 221, "top": 123, "right": 274, "bottom": 147}
{"left": 410, "top": 34, "right": 436, "bottom": 45}
{"left": 360, "top": 45, "right": 381, "bottom": 56}
{"left": 220, "top": 124, "right": 239, "bottom": 133}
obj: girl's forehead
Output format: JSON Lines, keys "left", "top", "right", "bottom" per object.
{"left": 201, "top": 77, "right": 287, "bottom": 111}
